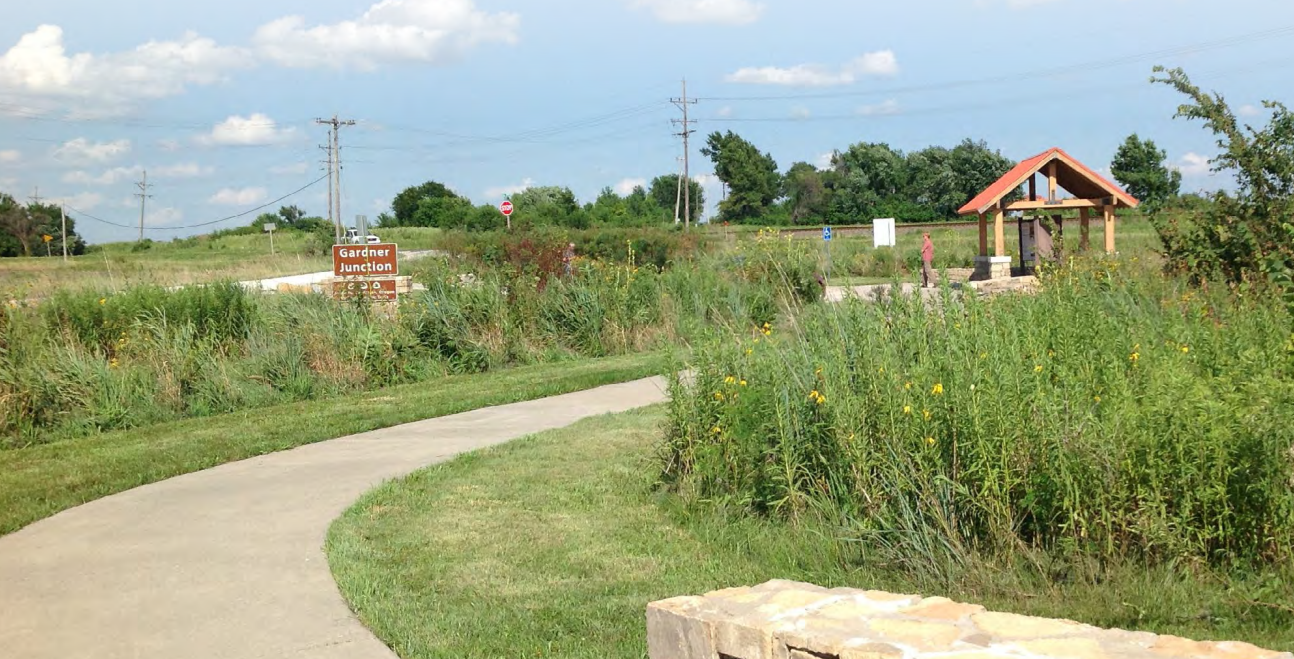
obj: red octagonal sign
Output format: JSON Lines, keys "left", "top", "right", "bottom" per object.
{"left": 499, "top": 200, "right": 514, "bottom": 216}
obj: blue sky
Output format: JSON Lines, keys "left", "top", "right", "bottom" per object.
{"left": 1, "top": 0, "right": 1292, "bottom": 242}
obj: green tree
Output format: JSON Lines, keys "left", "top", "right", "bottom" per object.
{"left": 413, "top": 195, "right": 474, "bottom": 229}
{"left": 648, "top": 174, "right": 704, "bottom": 223}
{"left": 390, "top": 181, "right": 459, "bottom": 226}
{"left": 1149, "top": 66, "right": 1294, "bottom": 292}
{"left": 782, "top": 162, "right": 829, "bottom": 224}
{"left": 509, "top": 186, "right": 585, "bottom": 229}
{"left": 26, "top": 203, "right": 87, "bottom": 256}
{"left": 1110, "top": 134, "right": 1183, "bottom": 206}
{"left": 277, "top": 205, "right": 306, "bottom": 228}
{"left": 0, "top": 195, "right": 37, "bottom": 256}
{"left": 701, "top": 131, "right": 781, "bottom": 223}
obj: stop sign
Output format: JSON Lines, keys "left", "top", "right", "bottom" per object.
{"left": 499, "top": 200, "right": 514, "bottom": 216}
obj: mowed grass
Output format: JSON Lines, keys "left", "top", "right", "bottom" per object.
{"left": 0, "top": 227, "right": 445, "bottom": 296}
{"left": 327, "top": 406, "right": 1294, "bottom": 659}
{"left": 0, "top": 352, "right": 665, "bottom": 536}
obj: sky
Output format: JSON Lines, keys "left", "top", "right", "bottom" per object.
{"left": 1, "top": 0, "right": 1292, "bottom": 243}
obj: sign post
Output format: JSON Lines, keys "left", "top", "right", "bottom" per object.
{"left": 822, "top": 226, "right": 833, "bottom": 283}
{"left": 499, "top": 200, "right": 514, "bottom": 230}
{"left": 331, "top": 243, "right": 401, "bottom": 305}
{"left": 263, "top": 222, "right": 276, "bottom": 256}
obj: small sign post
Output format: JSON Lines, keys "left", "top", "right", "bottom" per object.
{"left": 263, "top": 222, "right": 276, "bottom": 256}
{"left": 822, "top": 226, "right": 833, "bottom": 283}
{"left": 331, "top": 243, "right": 401, "bottom": 305}
{"left": 499, "top": 200, "right": 514, "bottom": 230}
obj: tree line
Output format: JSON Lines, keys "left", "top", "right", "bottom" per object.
{"left": 0, "top": 194, "right": 87, "bottom": 258}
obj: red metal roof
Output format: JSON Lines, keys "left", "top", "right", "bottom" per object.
{"left": 957, "top": 147, "right": 1139, "bottom": 216}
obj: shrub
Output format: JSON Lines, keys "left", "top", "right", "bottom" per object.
{"left": 660, "top": 258, "right": 1294, "bottom": 571}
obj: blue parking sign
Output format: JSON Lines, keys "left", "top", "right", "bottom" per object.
{"left": 823, "top": 226, "right": 833, "bottom": 242}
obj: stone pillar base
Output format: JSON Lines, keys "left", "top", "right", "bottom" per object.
{"left": 972, "top": 256, "right": 1013, "bottom": 281}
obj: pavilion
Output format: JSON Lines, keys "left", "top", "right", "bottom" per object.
{"left": 957, "top": 147, "right": 1139, "bottom": 280}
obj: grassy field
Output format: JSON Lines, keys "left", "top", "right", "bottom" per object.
{"left": 0, "top": 352, "right": 665, "bottom": 536}
{"left": 328, "top": 406, "right": 1294, "bottom": 658}
{"left": 0, "top": 227, "right": 445, "bottom": 297}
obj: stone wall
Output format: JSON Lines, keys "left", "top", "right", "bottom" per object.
{"left": 646, "top": 580, "right": 1290, "bottom": 659}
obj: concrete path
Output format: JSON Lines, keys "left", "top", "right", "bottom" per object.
{"left": 0, "top": 377, "right": 669, "bottom": 659}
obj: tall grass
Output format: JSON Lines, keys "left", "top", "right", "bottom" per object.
{"left": 1, "top": 235, "right": 819, "bottom": 448}
{"left": 660, "top": 257, "right": 1294, "bottom": 574}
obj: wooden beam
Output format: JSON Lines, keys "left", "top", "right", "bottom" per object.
{"left": 1028, "top": 176, "right": 1037, "bottom": 202}
{"left": 1005, "top": 198, "right": 1106, "bottom": 211}
{"left": 978, "top": 212, "right": 988, "bottom": 257}
{"left": 1079, "top": 206, "right": 1091, "bottom": 252}
{"left": 1104, "top": 205, "right": 1116, "bottom": 254}
{"left": 994, "top": 209, "right": 1006, "bottom": 257}
{"left": 1048, "top": 162, "right": 1058, "bottom": 201}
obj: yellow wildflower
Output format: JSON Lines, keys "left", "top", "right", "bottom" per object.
{"left": 99, "top": 298, "right": 107, "bottom": 305}
{"left": 714, "top": 392, "right": 725, "bottom": 401}
{"left": 903, "top": 405, "right": 912, "bottom": 415}
{"left": 926, "top": 437, "right": 936, "bottom": 447}
{"left": 931, "top": 383, "right": 945, "bottom": 396}
{"left": 739, "top": 380, "right": 748, "bottom": 387}
{"left": 904, "top": 382, "right": 913, "bottom": 391}
{"left": 711, "top": 426, "right": 722, "bottom": 435}
{"left": 1181, "top": 346, "right": 1190, "bottom": 354}
{"left": 1130, "top": 352, "right": 1140, "bottom": 363}
{"left": 1034, "top": 365, "right": 1044, "bottom": 373}
{"left": 979, "top": 352, "right": 988, "bottom": 360}
{"left": 1094, "top": 396, "right": 1102, "bottom": 403}
{"left": 923, "top": 409, "right": 932, "bottom": 421}
{"left": 725, "top": 376, "right": 736, "bottom": 385}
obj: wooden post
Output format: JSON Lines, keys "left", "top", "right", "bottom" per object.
{"left": 1052, "top": 214, "right": 1063, "bottom": 262}
{"left": 1079, "top": 207, "right": 1091, "bottom": 252}
{"left": 978, "top": 212, "right": 988, "bottom": 257}
{"left": 1048, "top": 162, "right": 1058, "bottom": 201}
{"left": 994, "top": 208, "right": 1006, "bottom": 257}
{"left": 1028, "top": 176, "right": 1037, "bottom": 202}
{"left": 1104, "top": 205, "right": 1116, "bottom": 253}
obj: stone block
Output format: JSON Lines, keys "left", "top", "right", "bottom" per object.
{"left": 901, "top": 596, "right": 986, "bottom": 621}
{"left": 1017, "top": 637, "right": 1109, "bottom": 659}
{"left": 647, "top": 597, "right": 716, "bottom": 659}
{"left": 970, "top": 610, "right": 1090, "bottom": 640}
{"left": 866, "top": 618, "right": 964, "bottom": 652}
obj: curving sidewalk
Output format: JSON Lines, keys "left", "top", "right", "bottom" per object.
{"left": 0, "top": 377, "right": 669, "bottom": 659}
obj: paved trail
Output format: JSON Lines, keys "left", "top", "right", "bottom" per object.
{"left": 0, "top": 377, "right": 669, "bottom": 659}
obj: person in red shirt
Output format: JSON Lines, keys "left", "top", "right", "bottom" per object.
{"left": 921, "top": 232, "right": 935, "bottom": 288}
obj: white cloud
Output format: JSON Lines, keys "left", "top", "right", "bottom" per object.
{"left": 1238, "top": 104, "right": 1263, "bottom": 118}
{"left": 1174, "top": 152, "right": 1212, "bottom": 177}
{"left": 815, "top": 152, "right": 835, "bottom": 169}
{"left": 146, "top": 207, "right": 184, "bottom": 227}
{"left": 0, "top": 25, "right": 252, "bottom": 116}
{"left": 630, "top": 0, "right": 764, "bottom": 25}
{"left": 716, "top": 106, "right": 734, "bottom": 118}
{"left": 49, "top": 191, "right": 104, "bottom": 211}
{"left": 485, "top": 177, "right": 534, "bottom": 198}
{"left": 208, "top": 187, "right": 268, "bottom": 206}
{"left": 51, "top": 138, "right": 131, "bottom": 166}
{"left": 158, "top": 139, "right": 182, "bottom": 152}
{"left": 615, "top": 177, "right": 648, "bottom": 195}
{"left": 62, "top": 162, "right": 211, "bottom": 186}
{"left": 0, "top": 149, "right": 20, "bottom": 165}
{"left": 270, "top": 162, "right": 310, "bottom": 175}
{"left": 199, "top": 113, "right": 296, "bottom": 146}
{"left": 790, "top": 106, "right": 811, "bottom": 119}
{"left": 857, "top": 99, "right": 901, "bottom": 116}
{"left": 726, "top": 50, "right": 898, "bottom": 86}
{"left": 153, "top": 162, "right": 214, "bottom": 178}
{"left": 253, "top": 0, "right": 520, "bottom": 71}
{"left": 0, "top": 177, "right": 17, "bottom": 189}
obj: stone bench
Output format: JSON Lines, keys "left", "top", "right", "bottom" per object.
{"left": 646, "top": 580, "right": 1290, "bottom": 659}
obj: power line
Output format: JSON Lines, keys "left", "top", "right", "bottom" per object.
{"left": 66, "top": 173, "right": 329, "bottom": 233}
{"left": 697, "top": 23, "right": 1294, "bottom": 102}
{"left": 316, "top": 116, "right": 356, "bottom": 242}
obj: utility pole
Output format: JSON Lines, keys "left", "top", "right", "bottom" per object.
{"left": 320, "top": 141, "right": 335, "bottom": 241}
{"left": 671, "top": 78, "right": 698, "bottom": 229}
{"left": 316, "top": 115, "right": 356, "bottom": 244}
{"left": 60, "top": 203, "right": 68, "bottom": 262}
{"left": 29, "top": 186, "right": 42, "bottom": 206}
{"left": 673, "top": 156, "right": 684, "bottom": 224}
{"left": 134, "top": 170, "right": 152, "bottom": 242}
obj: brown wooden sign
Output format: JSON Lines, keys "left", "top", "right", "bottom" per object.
{"left": 331, "top": 278, "right": 398, "bottom": 302}
{"left": 332, "top": 244, "right": 399, "bottom": 277}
